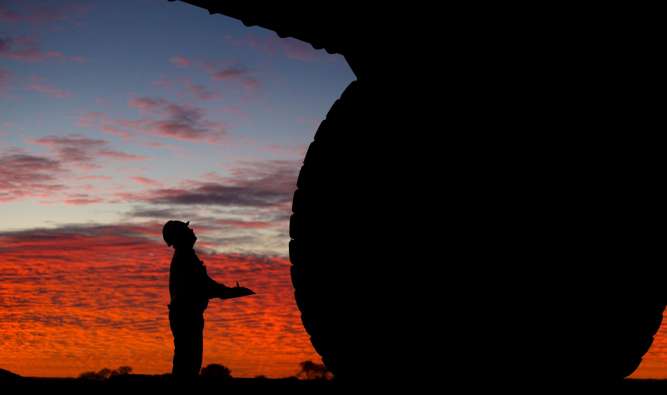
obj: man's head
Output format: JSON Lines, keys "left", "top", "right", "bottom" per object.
{"left": 163, "top": 220, "right": 197, "bottom": 250}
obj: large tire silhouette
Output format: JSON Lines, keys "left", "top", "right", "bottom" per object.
{"left": 172, "top": 1, "right": 665, "bottom": 384}
{"left": 289, "top": 77, "right": 419, "bottom": 382}
{"left": 289, "top": 80, "right": 386, "bottom": 380}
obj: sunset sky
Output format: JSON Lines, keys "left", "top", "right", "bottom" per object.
{"left": 0, "top": 0, "right": 354, "bottom": 378}
{"left": 3, "top": 1, "right": 667, "bottom": 382}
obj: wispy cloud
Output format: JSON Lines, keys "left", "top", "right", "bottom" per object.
{"left": 120, "top": 160, "right": 298, "bottom": 208}
{"left": 153, "top": 76, "right": 222, "bottom": 101}
{"left": 208, "top": 65, "right": 249, "bottom": 81}
{"left": 169, "top": 55, "right": 191, "bottom": 68}
{"left": 127, "top": 97, "right": 227, "bottom": 142}
{"left": 98, "top": 149, "right": 145, "bottom": 161}
{"left": 185, "top": 80, "right": 220, "bottom": 101}
{"left": 167, "top": 56, "right": 260, "bottom": 92}
{"left": 27, "top": 77, "right": 71, "bottom": 98}
{"left": 31, "top": 134, "right": 145, "bottom": 169}
{"left": 0, "top": 68, "right": 10, "bottom": 94}
{"left": 131, "top": 176, "right": 162, "bottom": 186}
{"left": 63, "top": 193, "right": 104, "bottom": 205}
{"left": 214, "top": 219, "right": 274, "bottom": 229}
{"left": 0, "top": 1, "right": 91, "bottom": 26}
{"left": 81, "top": 99, "right": 227, "bottom": 143}
{"left": 0, "top": 151, "right": 64, "bottom": 202}
{"left": 204, "top": 64, "right": 259, "bottom": 92}
{"left": 0, "top": 35, "right": 85, "bottom": 62}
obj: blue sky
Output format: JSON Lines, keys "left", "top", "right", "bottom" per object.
{"left": 0, "top": 0, "right": 354, "bottom": 249}
{"left": 0, "top": 0, "right": 355, "bottom": 378}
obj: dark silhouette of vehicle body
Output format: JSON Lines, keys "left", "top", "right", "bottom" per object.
{"left": 170, "top": 1, "right": 664, "bottom": 385}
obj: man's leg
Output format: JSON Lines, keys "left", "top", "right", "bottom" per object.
{"left": 170, "top": 310, "right": 204, "bottom": 380}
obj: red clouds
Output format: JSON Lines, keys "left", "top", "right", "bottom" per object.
{"left": 0, "top": 222, "right": 319, "bottom": 377}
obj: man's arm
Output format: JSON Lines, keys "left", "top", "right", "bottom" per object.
{"left": 206, "top": 274, "right": 255, "bottom": 300}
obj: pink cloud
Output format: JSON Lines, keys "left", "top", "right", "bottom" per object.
{"left": 31, "top": 134, "right": 145, "bottom": 168}
{"left": 131, "top": 176, "right": 162, "bottom": 186}
{"left": 129, "top": 97, "right": 227, "bottom": 142}
{"left": 152, "top": 76, "right": 174, "bottom": 89}
{"left": 83, "top": 98, "right": 228, "bottom": 143}
{"left": 205, "top": 65, "right": 259, "bottom": 93}
{"left": 0, "top": 1, "right": 91, "bottom": 26}
{"left": 98, "top": 150, "right": 146, "bottom": 161}
{"left": 79, "top": 113, "right": 134, "bottom": 139}
{"left": 63, "top": 194, "right": 104, "bottom": 205}
{"left": 215, "top": 219, "right": 274, "bottom": 229}
{"left": 209, "top": 66, "right": 248, "bottom": 81}
{"left": 153, "top": 76, "right": 221, "bottom": 101}
{"left": 0, "top": 151, "right": 65, "bottom": 202}
{"left": 129, "top": 97, "right": 167, "bottom": 113}
{"left": 169, "top": 55, "right": 191, "bottom": 68}
{"left": 0, "top": 68, "right": 10, "bottom": 94}
{"left": 77, "top": 175, "right": 112, "bottom": 181}
{"left": 185, "top": 81, "right": 221, "bottom": 101}
{"left": 116, "top": 160, "right": 298, "bottom": 209}
{"left": 0, "top": 35, "right": 85, "bottom": 63}
{"left": 166, "top": 54, "right": 260, "bottom": 93}
{"left": 28, "top": 78, "right": 71, "bottom": 98}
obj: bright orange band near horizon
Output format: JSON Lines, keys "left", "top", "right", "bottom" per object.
{"left": 0, "top": 222, "right": 320, "bottom": 378}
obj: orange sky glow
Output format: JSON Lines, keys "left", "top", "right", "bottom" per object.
{"left": 0, "top": 223, "right": 320, "bottom": 378}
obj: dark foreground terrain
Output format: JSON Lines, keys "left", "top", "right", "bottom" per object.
{"left": 0, "top": 374, "right": 337, "bottom": 394}
{"left": 5, "top": 372, "right": 667, "bottom": 393}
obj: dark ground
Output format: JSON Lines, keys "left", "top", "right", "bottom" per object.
{"left": 0, "top": 374, "right": 338, "bottom": 394}
{"left": 5, "top": 372, "right": 667, "bottom": 393}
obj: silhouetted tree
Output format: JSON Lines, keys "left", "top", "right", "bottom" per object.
{"left": 200, "top": 363, "right": 232, "bottom": 380}
{"left": 296, "top": 360, "right": 333, "bottom": 381}
{"left": 78, "top": 366, "right": 133, "bottom": 380}
{"left": 111, "top": 366, "right": 133, "bottom": 376}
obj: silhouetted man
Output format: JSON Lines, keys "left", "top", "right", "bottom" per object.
{"left": 163, "top": 220, "right": 253, "bottom": 381}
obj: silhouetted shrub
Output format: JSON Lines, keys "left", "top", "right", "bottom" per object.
{"left": 111, "top": 366, "right": 133, "bottom": 376}
{"left": 200, "top": 363, "right": 232, "bottom": 379}
{"left": 78, "top": 366, "right": 133, "bottom": 380}
{"left": 296, "top": 360, "right": 333, "bottom": 381}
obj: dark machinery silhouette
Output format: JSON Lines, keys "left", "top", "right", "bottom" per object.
{"left": 170, "top": 1, "right": 664, "bottom": 385}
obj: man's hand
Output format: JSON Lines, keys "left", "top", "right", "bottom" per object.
{"left": 210, "top": 281, "right": 255, "bottom": 300}
{"left": 234, "top": 281, "right": 255, "bottom": 297}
